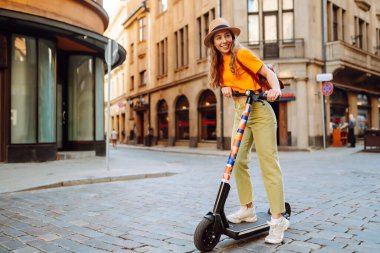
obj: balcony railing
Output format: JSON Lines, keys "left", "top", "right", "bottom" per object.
{"left": 240, "top": 39, "right": 305, "bottom": 60}
{"left": 326, "top": 40, "right": 380, "bottom": 74}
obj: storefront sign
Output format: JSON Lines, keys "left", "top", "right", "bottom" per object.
{"left": 322, "top": 82, "right": 334, "bottom": 96}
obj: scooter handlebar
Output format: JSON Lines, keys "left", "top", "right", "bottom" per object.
{"left": 231, "top": 90, "right": 267, "bottom": 100}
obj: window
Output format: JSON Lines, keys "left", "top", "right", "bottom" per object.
{"left": 11, "top": 35, "right": 57, "bottom": 144}
{"left": 175, "top": 96, "right": 189, "bottom": 140}
{"left": 139, "top": 70, "right": 147, "bottom": 86}
{"left": 327, "top": 2, "right": 346, "bottom": 42}
{"left": 248, "top": 0, "right": 259, "bottom": 44}
{"left": 332, "top": 5, "right": 339, "bottom": 41}
{"left": 130, "top": 75, "right": 134, "bottom": 90}
{"left": 282, "top": 0, "right": 294, "bottom": 42}
{"left": 11, "top": 35, "right": 37, "bottom": 144}
{"left": 68, "top": 56, "right": 94, "bottom": 141}
{"left": 198, "top": 90, "right": 217, "bottom": 141}
{"left": 197, "top": 9, "right": 215, "bottom": 59}
{"left": 263, "top": 0, "right": 278, "bottom": 42}
{"left": 138, "top": 17, "right": 147, "bottom": 42}
{"left": 158, "top": 0, "right": 168, "bottom": 13}
{"left": 157, "top": 100, "right": 168, "bottom": 140}
{"left": 95, "top": 58, "right": 104, "bottom": 141}
{"left": 263, "top": 0, "right": 279, "bottom": 58}
{"left": 353, "top": 16, "right": 368, "bottom": 49}
{"left": 157, "top": 38, "right": 168, "bottom": 76}
{"left": 175, "top": 25, "right": 189, "bottom": 68}
{"left": 130, "top": 43, "right": 134, "bottom": 63}
{"left": 38, "top": 39, "right": 56, "bottom": 143}
{"left": 376, "top": 28, "right": 380, "bottom": 55}
{"left": 357, "top": 94, "right": 370, "bottom": 136}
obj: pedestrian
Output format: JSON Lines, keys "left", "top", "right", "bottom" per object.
{"left": 342, "top": 114, "right": 356, "bottom": 148}
{"left": 111, "top": 129, "right": 117, "bottom": 149}
{"left": 204, "top": 17, "right": 288, "bottom": 244}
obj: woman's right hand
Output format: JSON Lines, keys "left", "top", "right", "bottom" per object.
{"left": 221, "top": 86, "right": 233, "bottom": 98}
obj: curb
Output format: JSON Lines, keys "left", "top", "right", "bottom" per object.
{"left": 9, "top": 172, "right": 177, "bottom": 193}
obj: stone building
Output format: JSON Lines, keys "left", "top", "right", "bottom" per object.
{"left": 105, "top": 0, "right": 380, "bottom": 150}
{"left": 0, "top": 0, "right": 126, "bottom": 162}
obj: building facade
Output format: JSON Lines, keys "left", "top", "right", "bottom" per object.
{"left": 0, "top": 0, "right": 126, "bottom": 162}
{"left": 105, "top": 0, "right": 380, "bottom": 150}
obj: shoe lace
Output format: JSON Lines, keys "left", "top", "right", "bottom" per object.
{"left": 267, "top": 222, "right": 281, "bottom": 236}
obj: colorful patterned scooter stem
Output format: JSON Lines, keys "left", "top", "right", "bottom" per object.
{"left": 222, "top": 101, "right": 251, "bottom": 183}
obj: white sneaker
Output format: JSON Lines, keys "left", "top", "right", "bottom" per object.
{"left": 265, "top": 217, "right": 290, "bottom": 244}
{"left": 227, "top": 206, "right": 257, "bottom": 224}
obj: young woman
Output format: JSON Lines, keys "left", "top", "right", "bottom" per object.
{"left": 204, "top": 17, "right": 289, "bottom": 244}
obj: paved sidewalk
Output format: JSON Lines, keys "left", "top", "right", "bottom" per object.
{"left": 0, "top": 144, "right": 230, "bottom": 194}
{"left": 1, "top": 143, "right": 378, "bottom": 253}
{"left": 0, "top": 143, "right": 363, "bottom": 194}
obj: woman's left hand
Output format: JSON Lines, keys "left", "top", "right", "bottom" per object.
{"left": 266, "top": 89, "right": 281, "bottom": 102}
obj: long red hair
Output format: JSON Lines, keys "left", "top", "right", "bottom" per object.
{"left": 208, "top": 31, "right": 243, "bottom": 89}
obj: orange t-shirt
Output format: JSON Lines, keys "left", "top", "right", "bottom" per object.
{"left": 222, "top": 49, "right": 263, "bottom": 93}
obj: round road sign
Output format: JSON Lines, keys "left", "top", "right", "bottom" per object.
{"left": 322, "top": 82, "right": 334, "bottom": 96}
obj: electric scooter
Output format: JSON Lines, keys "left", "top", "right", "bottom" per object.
{"left": 194, "top": 90, "right": 291, "bottom": 252}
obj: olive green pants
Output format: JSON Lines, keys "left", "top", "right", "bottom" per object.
{"left": 231, "top": 99, "right": 285, "bottom": 214}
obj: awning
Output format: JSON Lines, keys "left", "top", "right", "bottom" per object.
{"left": 280, "top": 87, "right": 296, "bottom": 101}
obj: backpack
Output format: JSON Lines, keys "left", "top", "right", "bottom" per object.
{"left": 236, "top": 58, "right": 284, "bottom": 91}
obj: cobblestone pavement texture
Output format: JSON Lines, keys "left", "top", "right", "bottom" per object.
{"left": 0, "top": 145, "right": 379, "bottom": 253}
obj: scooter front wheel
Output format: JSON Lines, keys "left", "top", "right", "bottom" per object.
{"left": 194, "top": 217, "right": 221, "bottom": 252}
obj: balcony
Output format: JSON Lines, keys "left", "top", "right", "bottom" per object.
{"left": 325, "top": 40, "right": 380, "bottom": 74}
{"left": 241, "top": 39, "right": 305, "bottom": 60}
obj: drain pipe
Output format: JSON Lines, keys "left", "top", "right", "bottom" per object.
{"left": 218, "top": 0, "right": 225, "bottom": 150}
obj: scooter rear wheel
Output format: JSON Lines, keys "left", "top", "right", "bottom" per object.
{"left": 194, "top": 217, "right": 221, "bottom": 252}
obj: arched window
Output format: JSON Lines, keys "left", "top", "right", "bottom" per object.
{"left": 157, "top": 100, "right": 168, "bottom": 140}
{"left": 198, "top": 90, "right": 217, "bottom": 141}
{"left": 175, "top": 95, "right": 189, "bottom": 140}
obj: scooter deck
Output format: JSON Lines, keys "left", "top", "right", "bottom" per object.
{"left": 225, "top": 212, "right": 271, "bottom": 239}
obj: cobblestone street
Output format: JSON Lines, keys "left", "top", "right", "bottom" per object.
{"left": 1, "top": 147, "right": 379, "bottom": 252}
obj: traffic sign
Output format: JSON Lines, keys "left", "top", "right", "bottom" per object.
{"left": 105, "top": 39, "right": 119, "bottom": 66}
{"left": 322, "top": 82, "right": 334, "bottom": 96}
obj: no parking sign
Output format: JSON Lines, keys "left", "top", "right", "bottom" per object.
{"left": 322, "top": 82, "right": 334, "bottom": 96}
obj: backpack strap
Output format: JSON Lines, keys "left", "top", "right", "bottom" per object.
{"left": 236, "top": 51, "right": 284, "bottom": 90}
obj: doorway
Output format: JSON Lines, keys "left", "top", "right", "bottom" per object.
{"left": 56, "top": 51, "right": 68, "bottom": 150}
{"left": 270, "top": 102, "right": 288, "bottom": 146}
{"left": 137, "top": 111, "right": 145, "bottom": 144}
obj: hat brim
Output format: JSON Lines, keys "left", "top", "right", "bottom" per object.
{"left": 204, "top": 27, "right": 240, "bottom": 47}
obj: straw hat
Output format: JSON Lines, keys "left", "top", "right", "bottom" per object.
{"left": 204, "top": 18, "right": 241, "bottom": 47}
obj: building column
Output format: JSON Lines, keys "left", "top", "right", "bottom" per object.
{"left": 347, "top": 92, "right": 358, "bottom": 134}
{"left": 296, "top": 79, "right": 308, "bottom": 149}
{"left": 168, "top": 102, "right": 175, "bottom": 146}
{"left": 189, "top": 99, "right": 198, "bottom": 147}
{"left": 371, "top": 96, "right": 379, "bottom": 130}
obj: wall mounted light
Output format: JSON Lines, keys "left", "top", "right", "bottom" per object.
{"left": 139, "top": 95, "right": 145, "bottom": 104}
{"left": 127, "top": 98, "right": 133, "bottom": 106}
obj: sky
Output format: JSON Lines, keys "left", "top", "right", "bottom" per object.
{"left": 103, "top": 0, "right": 120, "bottom": 18}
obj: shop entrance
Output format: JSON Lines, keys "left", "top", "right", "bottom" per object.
{"left": 56, "top": 51, "right": 68, "bottom": 150}
{"left": 137, "top": 111, "right": 145, "bottom": 144}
